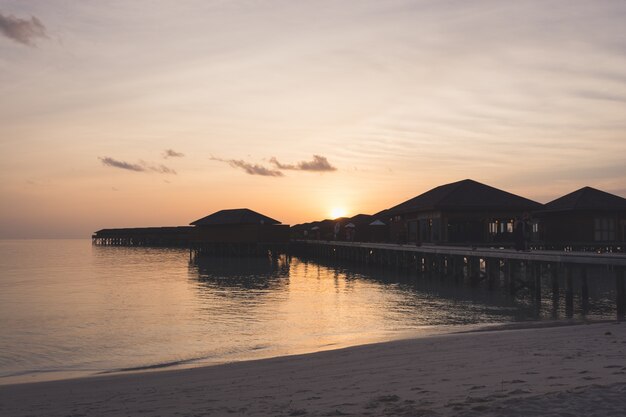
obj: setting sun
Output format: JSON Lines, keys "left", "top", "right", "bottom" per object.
{"left": 330, "top": 207, "right": 348, "bottom": 219}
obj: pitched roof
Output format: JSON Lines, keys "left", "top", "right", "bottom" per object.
{"left": 543, "top": 187, "right": 626, "bottom": 212}
{"left": 347, "top": 214, "right": 373, "bottom": 226}
{"left": 190, "top": 208, "right": 281, "bottom": 226}
{"left": 371, "top": 208, "right": 391, "bottom": 221}
{"left": 388, "top": 179, "right": 542, "bottom": 214}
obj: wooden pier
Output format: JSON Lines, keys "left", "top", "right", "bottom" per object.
{"left": 291, "top": 240, "right": 626, "bottom": 319}
{"left": 92, "top": 227, "right": 193, "bottom": 247}
{"left": 189, "top": 242, "right": 289, "bottom": 258}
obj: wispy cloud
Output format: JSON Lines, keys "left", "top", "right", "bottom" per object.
{"left": 99, "top": 157, "right": 144, "bottom": 172}
{"left": 99, "top": 157, "right": 177, "bottom": 175}
{"left": 210, "top": 154, "right": 337, "bottom": 176}
{"left": 163, "top": 149, "right": 185, "bottom": 159}
{"left": 0, "top": 12, "right": 47, "bottom": 46}
{"left": 575, "top": 90, "right": 626, "bottom": 104}
{"left": 270, "top": 155, "right": 337, "bottom": 172}
{"left": 150, "top": 164, "right": 177, "bottom": 174}
{"left": 210, "top": 156, "right": 283, "bottom": 177}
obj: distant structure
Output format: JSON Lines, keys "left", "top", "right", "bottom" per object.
{"left": 91, "top": 226, "right": 192, "bottom": 247}
{"left": 189, "top": 208, "right": 289, "bottom": 257}
{"left": 294, "top": 179, "right": 625, "bottom": 251}
{"left": 377, "top": 179, "right": 541, "bottom": 245}
{"left": 388, "top": 179, "right": 541, "bottom": 244}
{"left": 93, "top": 208, "right": 289, "bottom": 257}
{"left": 93, "top": 179, "right": 626, "bottom": 253}
{"left": 536, "top": 187, "right": 626, "bottom": 248}
{"left": 291, "top": 213, "right": 389, "bottom": 242}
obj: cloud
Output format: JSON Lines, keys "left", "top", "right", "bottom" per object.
{"left": 149, "top": 163, "right": 177, "bottom": 174}
{"left": 99, "top": 157, "right": 145, "bottom": 172}
{"left": 210, "top": 154, "right": 336, "bottom": 176}
{"left": 163, "top": 149, "right": 185, "bottom": 159}
{"left": 269, "top": 155, "right": 337, "bottom": 172}
{"left": 0, "top": 12, "right": 47, "bottom": 46}
{"left": 99, "top": 157, "right": 177, "bottom": 174}
{"left": 210, "top": 156, "right": 283, "bottom": 177}
{"left": 575, "top": 90, "right": 626, "bottom": 104}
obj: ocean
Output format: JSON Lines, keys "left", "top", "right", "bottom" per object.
{"left": 0, "top": 239, "right": 617, "bottom": 385}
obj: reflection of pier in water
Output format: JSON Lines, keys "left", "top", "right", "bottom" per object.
{"left": 292, "top": 256, "right": 554, "bottom": 323}
{"left": 291, "top": 240, "right": 626, "bottom": 319}
{"left": 189, "top": 255, "right": 290, "bottom": 292}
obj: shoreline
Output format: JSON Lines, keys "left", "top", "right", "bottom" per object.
{"left": 0, "top": 321, "right": 482, "bottom": 387}
{"left": 0, "top": 318, "right": 600, "bottom": 387}
{"left": 2, "top": 320, "right": 625, "bottom": 416}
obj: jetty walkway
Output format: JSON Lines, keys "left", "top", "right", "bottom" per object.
{"left": 291, "top": 240, "right": 626, "bottom": 318}
{"left": 293, "top": 240, "right": 626, "bottom": 266}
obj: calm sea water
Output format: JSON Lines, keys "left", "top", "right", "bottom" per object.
{"left": 0, "top": 239, "right": 617, "bottom": 384}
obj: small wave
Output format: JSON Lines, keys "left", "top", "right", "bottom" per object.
{"left": 98, "top": 356, "right": 211, "bottom": 374}
{"left": 99, "top": 344, "right": 276, "bottom": 375}
{"left": 1, "top": 368, "right": 60, "bottom": 378}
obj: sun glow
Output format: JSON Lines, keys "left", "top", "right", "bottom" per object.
{"left": 330, "top": 207, "right": 348, "bottom": 219}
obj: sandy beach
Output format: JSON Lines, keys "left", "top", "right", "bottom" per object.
{"left": 1, "top": 321, "right": 625, "bottom": 417}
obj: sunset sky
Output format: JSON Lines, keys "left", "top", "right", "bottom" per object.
{"left": 1, "top": 0, "right": 625, "bottom": 238}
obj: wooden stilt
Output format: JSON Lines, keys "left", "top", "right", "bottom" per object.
{"left": 551, "top": 264, "right": 559, "bottom": 317}
{"left": 581, "top": 265, "right": 589, "bottom": 315}
{"left": 534, "top": 262, "right": 542, "bottom": 306}
{"left": 616, "top": 267, "right": 625, "bottom": 320}
{"left": 565, "top": 265, "right": 574, "bottom": 318}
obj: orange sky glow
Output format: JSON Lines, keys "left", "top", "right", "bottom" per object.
{"left": 1, "top": 1, "right": 625, "bottom": 238}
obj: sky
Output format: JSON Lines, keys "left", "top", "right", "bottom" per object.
{"left": 1, "top": 0, "right": 625, "bottom": 238}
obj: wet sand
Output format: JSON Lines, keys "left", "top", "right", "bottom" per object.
{"left": 1, "top": 321, "right": 625, "bottom": 416}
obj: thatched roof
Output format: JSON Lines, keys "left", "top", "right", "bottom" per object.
{"left": 190, "top": 208, "right": 281, "bottom": 226}
{"left": 543, "top": 187, "right": 626, "bottom": 212}
{"left": 388, "top": 179, "right": 542, "bottom": 215}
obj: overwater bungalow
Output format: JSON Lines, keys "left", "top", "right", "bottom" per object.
{"left": 536, "top": 187, "right": 626, "bottom": 250}
{"left": 368, "top": 218, "right": 389, "bottom": 242}
{"left": 341, "top": 214, "right": 371, "bottom": 242}
{"left": 291, "top": 213, "right": 388, "bottom": 242}
{"left": 289, "top": 222, "right": 312, "bottom": 239}
{"left": 384, "top": 179, "right": 542, "bottom": 246}
{"left": 190, "top": 208, "right": 289, "bottom": 243}
{"left": 357, "top": 211, "right": 389, "bottom": 243}
{"left": 189, "top": 208, "right": 289, "bottom": 257}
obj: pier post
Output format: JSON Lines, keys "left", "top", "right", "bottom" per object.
{"left": 565, "top": 265, "right": 574, "bottom": 318}
{"left": 485, "top": 258, "right": 493, "bottom": 289}
{"left": 503, "top": 260, "right": 512, "bottom": 295}
{"left": 581, "top": 265, "right": 589, "bottom": 315}
{"left": 508, "top": 261, "right": 519, "bottom": 296}
{"left": 551, "top": 264, "right": 559, "bottom": 317}
{"left": 455, "top": 256, "right": 463, "bottom": 281}
{"left": 534, "top": 262, "right": 542, "bottom": 306}
{"left": 616, "top": 267, "right": 625, "bottom": 320}
{"left": 469, "top": 256, "right": 481, "bottom": 285}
